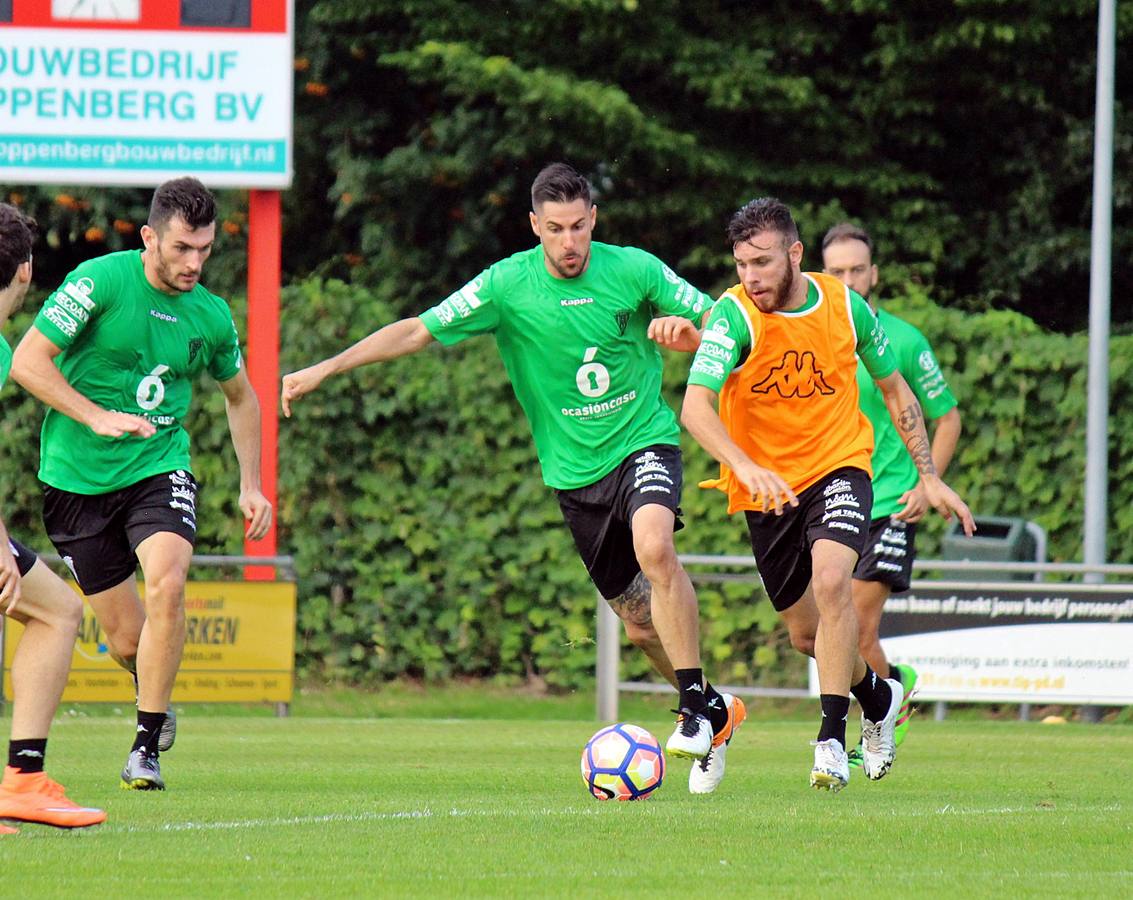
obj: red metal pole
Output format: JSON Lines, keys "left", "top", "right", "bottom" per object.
{"left": 243, "top": 189, "right": 281, "bottom": 580}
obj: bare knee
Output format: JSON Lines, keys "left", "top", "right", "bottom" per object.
{"left": 17, "top": 564, "right": 82, "bottom": 636}
{"left": 790, "top": 630, "right": 816, "bottom": 657}
{"left": 633, "top": 534, "right": 679, "bottom": 585}
{"left": 59, "top": 591, "right": 82, "bottom": 636}
{"left": 621, "top": 618, "right": 659, "bottom": 650}
{"left": 102, "top": 622, "right": 140, "bottom": 658}
{"left": 810, "top": 564, "right": 852, "bottom": 606}
{"left": 143, "top": 569, "right": 188, "bottom": 626}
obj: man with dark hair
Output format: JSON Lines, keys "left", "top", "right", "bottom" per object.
{"left": 822, "top": 221, "right": 961, "bottom": 768}
{"left": 283, "top": 162, "right": 747, "bottom": 794}
{"left": 681, "top": 197, "right": 973, "bottom": 791}
{"left": 12, "top": 177, "right": 272, "bottom": 791}
{"left": 0, "top": 204, "right": 105, "bottom": 830}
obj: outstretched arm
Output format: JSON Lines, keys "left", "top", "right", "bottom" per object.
{"left": 218, "top": 369, "right": 272, "bottom": 541}
{"left": 11, "top": 327, "right": 156, "bottom": 439}
{"left": 681, "top": 384, "right": 798, "bottom": 514}
{"left": 281, "top": 317, "right": 434, "bottom": 417}
{"left": 876, "top": 370, "right": 974, "bottom": 535}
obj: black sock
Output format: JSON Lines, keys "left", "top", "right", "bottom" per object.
{"left": 887, "top": 664, "right": 901, "bottom": 685}
{"left": 675, "top": 668, "right": 707, "bottom": 715}
{"left": 132, "top": 710, "right": 167, "bottom": 756}
{"left": 8, "top": 739, "right": 47, "bottom": 773}
{"left": 851, "top": 667, "right": 893, "bottom": 722}
{"left": 703, "top": 682, "right": 729, "bottom": 734}
{"left": 817, "top": 695, "right": 850, "bottom": 747}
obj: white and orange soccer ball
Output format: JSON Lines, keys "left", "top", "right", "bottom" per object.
{"left": 580, "top": 723, "right": 665, "bottom": 801}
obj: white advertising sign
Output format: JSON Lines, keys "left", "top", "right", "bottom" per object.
{"left": 0, "top": 2, "right": 292, "bottom": 188}
{"left": 808, "top": 583, "right": 1133, "bottom": 705}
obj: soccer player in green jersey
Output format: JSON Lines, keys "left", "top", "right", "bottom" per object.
{"left": 11, "top": 178, "right": 273, "bottom": 791}
{"left": 0, "top": 204, "right": 105, "bottom": 829}
{"left": 822, "top": 222, "right": 962, "bottom": 767}
{"left": 283, "top": 163, "right": 746, "bottom": 793}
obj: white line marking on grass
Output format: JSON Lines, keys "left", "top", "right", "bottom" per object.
{"left": 110, "top": 805, "right": 611, "bottom": 834}
{"left": 118, "top": 809, "right": 434, "bottom": 833}
{"left": 933, "top": 803, "right": 1124, "bottom": 816}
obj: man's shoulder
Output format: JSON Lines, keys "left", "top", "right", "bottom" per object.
{"left": 591, "top": 242, "right": 651, "bottom": 266}
{"left": 877, "top": 307, "right": 931, "bottom": 346}
{"left": 491, "top": 246, "right": 541, "bottom": 274}
{"left": 61, "top": 249, "right": 136, "bottom": 286}
{"left": 77, "top": 250, "right": 139, "bottom": 276}
{"left": 187, "top": 283, "right": 234, "bottom": 323}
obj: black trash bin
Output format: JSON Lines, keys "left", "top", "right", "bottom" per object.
{"left": 940, "top": 516, "right": 1040, "bottom": 581}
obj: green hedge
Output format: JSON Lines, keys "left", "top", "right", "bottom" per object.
{"left": 0, "top": 277, "right": 1126, "bottom": 689}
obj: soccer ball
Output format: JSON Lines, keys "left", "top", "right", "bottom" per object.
{"left": 580, "top": 723, "right": 665, "bottom": 801}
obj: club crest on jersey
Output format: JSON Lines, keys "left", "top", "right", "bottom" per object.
{"left": 188, "top": 337, "right": 204, "bottom": 364}
{"left": 615, "top": 310, "right": 631, "bottom": 336}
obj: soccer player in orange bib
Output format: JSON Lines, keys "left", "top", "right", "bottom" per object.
{"left": 681, "top": 198, "right": 974, "bottom": 791}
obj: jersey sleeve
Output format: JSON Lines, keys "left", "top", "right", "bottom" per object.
{"left": 852, "top": 291, "right": 898, "bottom": 382}
{"left": 686, "top": 293, "right": 752, "bottom": 393}
{"left": 34, "top": 259, "right": 114, "bottom": 349}
{"left": 899, "top": 327, "right": 957, "bottom": 419}
{"left": 208, "top": 317, "right": 244, "bottom": 382}
{"left": 419, "top": 266, "right": 501, "bottom": 346}
{"left": 637, "top": 249, "right": 714, "bottom": 321}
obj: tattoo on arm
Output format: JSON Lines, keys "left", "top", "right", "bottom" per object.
{"left": 606, "top": 571, "right": 653, "bottom": 627}
{"left": 897, "top": 401, "right": 936, "bottom": 476}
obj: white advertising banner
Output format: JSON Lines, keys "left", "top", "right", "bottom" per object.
{"left": 0, "top": 2, "right": 292, "bottom": 187}
{"left": 808, "top": 583, "right": 1133, "bottom": 704}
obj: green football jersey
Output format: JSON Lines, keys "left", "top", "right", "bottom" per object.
{"left": 857, "top": 306, "right": 957, "bottom": 518}
{"left": 34, "top": 250, "right": 244, "bottom": 494}
{"left": 419, "top": 242, "right": 713, "bottom": 489}
{"left": 0, "top": 335, "right": 10, "bottom": 390}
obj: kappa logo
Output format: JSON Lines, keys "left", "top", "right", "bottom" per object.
{"left": 615, "top": 310, "right": 631, "bottom": 335}
{"left": 751, "top": 351, "right": 834, "bottom": 398}
{"left": 188, "top": 337, "right": 204, "bottom": 363}
{"left": 918, "top": 350, "right": 937, "bottom": 372}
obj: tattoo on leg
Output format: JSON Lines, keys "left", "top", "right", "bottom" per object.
{"left": 607, "top": 572, "right": 653, "bottom": 627}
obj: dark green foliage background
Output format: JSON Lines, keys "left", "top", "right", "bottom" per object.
{"left": 6, "top": 279, "right": 1113, "bottom": 686}
{"left": 271, "top": 282, "right": 1125, "bottom": 686}
{"left": 4, "top": 0, "right": 1131, "bottom": 330}
{"left": 0, "top": 0, "right": 1129, "bottom": 687}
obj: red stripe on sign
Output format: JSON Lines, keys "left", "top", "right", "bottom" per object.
{"left": 3, "top": 0, "right": 287, "bottom": 33}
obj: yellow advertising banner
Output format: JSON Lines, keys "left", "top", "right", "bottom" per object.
{"left": 2, "top": 580, "right": 295, "bottom": 704}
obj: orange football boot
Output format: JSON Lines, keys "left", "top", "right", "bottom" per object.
{"left": 711, "top": 693, "right": 747, "bottom": 747}
{"left": 0, "top": 767, "right": 106, "bottom": 829}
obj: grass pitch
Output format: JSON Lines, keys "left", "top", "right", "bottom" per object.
{"left": 2, "top": 694, "right": 1129, "bottom": 898}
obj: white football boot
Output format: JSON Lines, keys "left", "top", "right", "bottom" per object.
{"left": 810, "top": 738, "right": 849, "bottom": 792}
{"left": 689, "top": 694, "right": 747, "bottom": 794}
{"left": 861, "top": 677, "right": 903, "bottom": 781}
{"left": 665, "top": 708, "right": 713, "bottom": 760}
